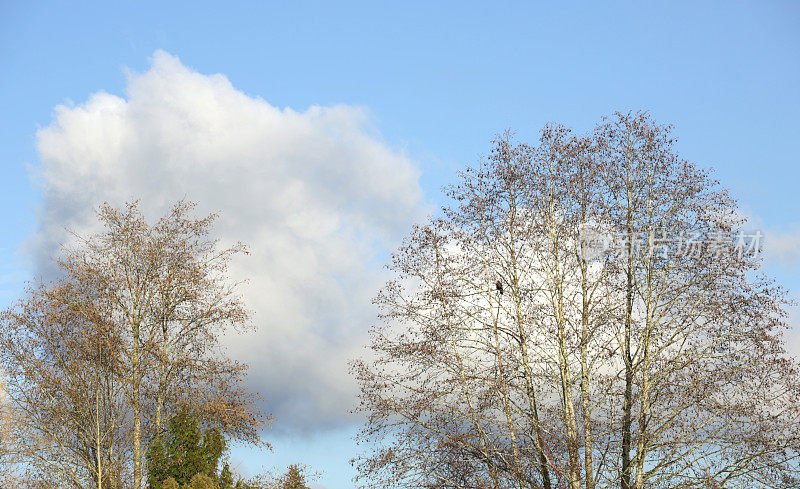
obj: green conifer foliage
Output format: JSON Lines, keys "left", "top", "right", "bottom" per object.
{"left": 146, "top": 408, "right": 226, "bottom": 488}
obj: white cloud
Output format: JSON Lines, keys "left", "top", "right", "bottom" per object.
{"left": 31, "top": 50, "right": 426, "bottom": 433}
{"left": 735, "top": 211, "right": 800, "bottom": 270}
{"left": 763, "top": 227, "right": 800, "bottom": 269}
{"left": 739, "top": 213, "right": 800, "bottom": 357}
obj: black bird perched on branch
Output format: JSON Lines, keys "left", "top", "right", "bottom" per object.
{"left": 495, "top": 280, "right": 503, "bottom": 295}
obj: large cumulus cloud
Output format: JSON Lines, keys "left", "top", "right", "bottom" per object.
{"left": 32, "top": 50, "right": 426, "bottom": 432}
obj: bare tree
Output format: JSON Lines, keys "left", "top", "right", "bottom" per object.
{"left": 0, "top": 201, "right": 270, "bottom": 489}
{"left": 0, "top": 372, "right": 25, "bottom": 488}
{"left": 0, "top": 279, "right": 129, "bottom": 488}
{"left": 352, "top": 113, "right": 800, "bottom": 489}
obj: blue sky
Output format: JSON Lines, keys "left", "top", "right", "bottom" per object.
{"left": 2, "top": 2, "right": 799, "bottom": 487}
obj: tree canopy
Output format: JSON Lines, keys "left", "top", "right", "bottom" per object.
{"left": 352, "top": 113, "right": 800, "bottom": 489}
{"left": 146, "top": 408, "right": 226, "bottom": 488}
{"left": 0, "top": 201, "right": 270, "bottom": 489}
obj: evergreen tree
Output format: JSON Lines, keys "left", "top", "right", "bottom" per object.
{"left": 146, "top": 407, "right": 225, "bottom": 488}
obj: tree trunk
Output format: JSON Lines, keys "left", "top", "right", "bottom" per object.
{"left": 579, "top": 264, "right": 595, "bottom": 489}
{"left": 132, "top": 322, "right": 142, "bottom": 489}
{"left": 621, "top": 207, "right": 634, "bottom": 489}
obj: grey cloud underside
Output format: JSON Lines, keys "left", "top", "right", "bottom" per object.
{"left": 31, "top": 50, "right": 426, "bottom": 433}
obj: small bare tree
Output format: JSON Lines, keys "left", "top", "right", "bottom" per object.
{"left": 0, "top": 201, "right": 270, "bottom": 489}
{"left": 0, "top": 279, "right": 129, "bottom": 488}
